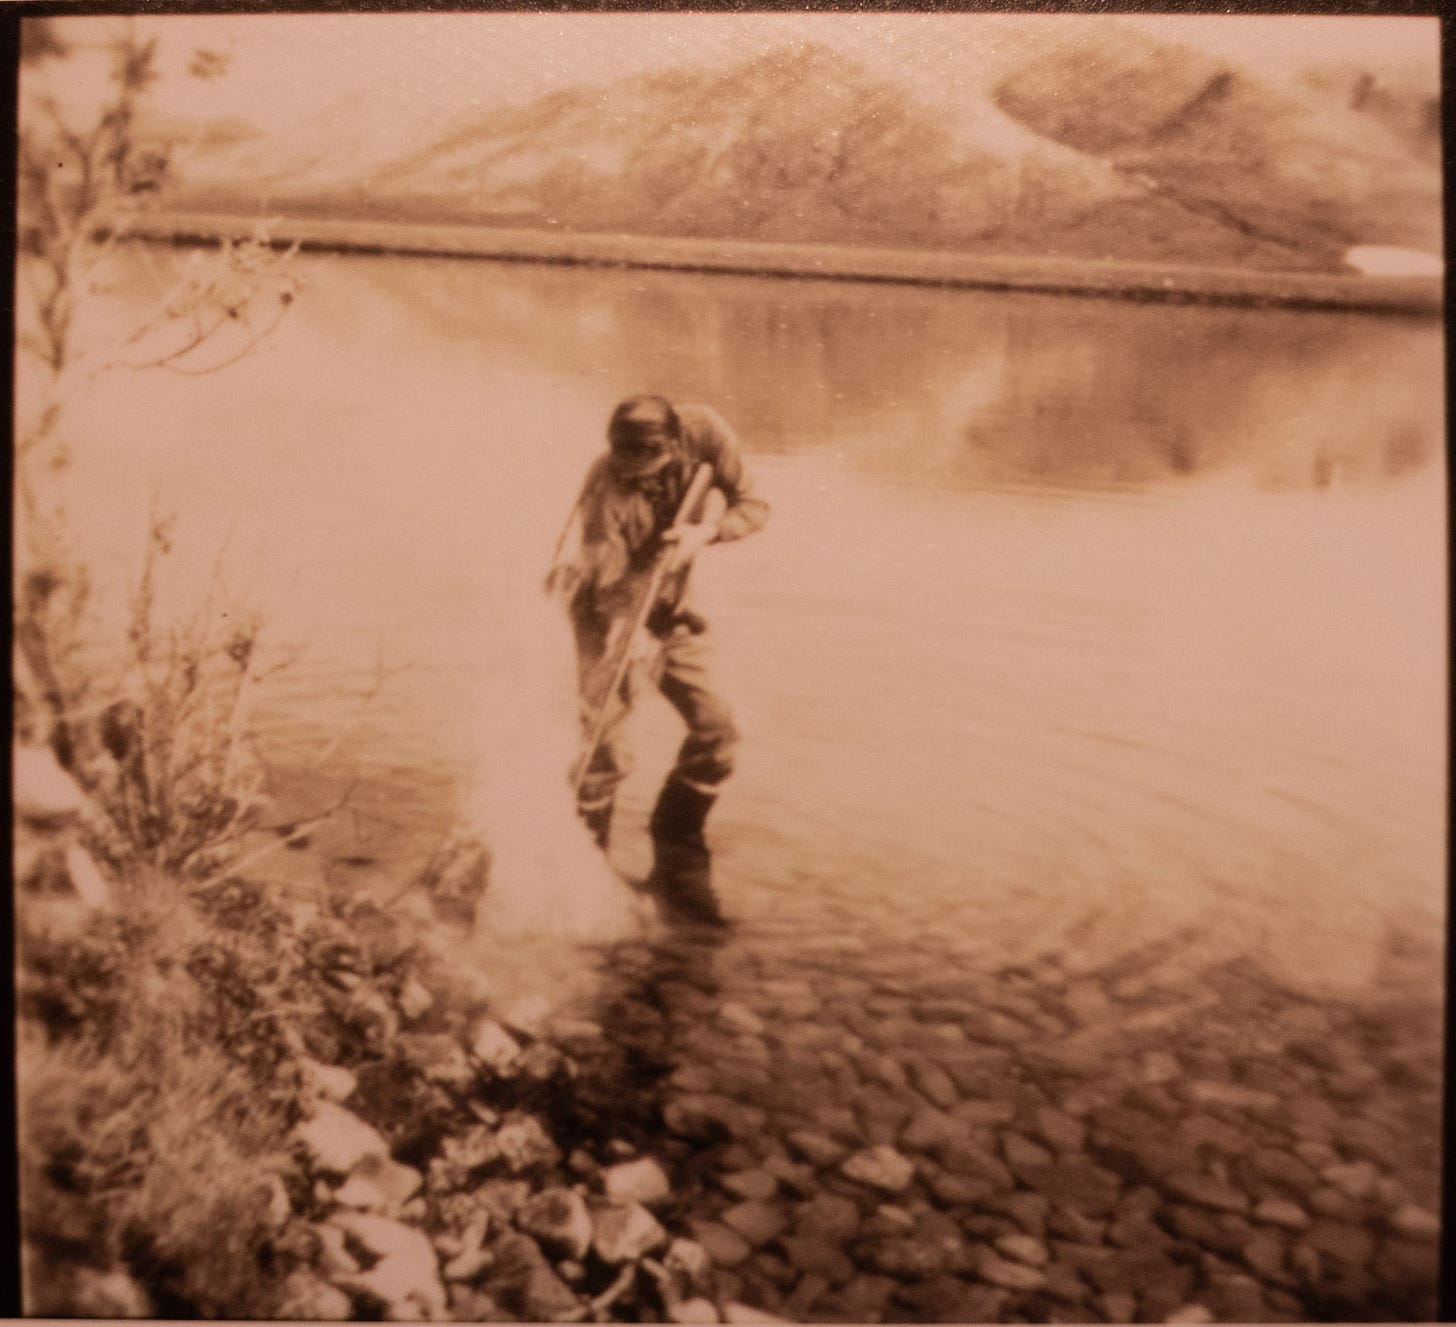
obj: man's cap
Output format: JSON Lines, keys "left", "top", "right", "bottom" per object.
{"left": 608, "top": 395, "right": 681, "bottom": 478}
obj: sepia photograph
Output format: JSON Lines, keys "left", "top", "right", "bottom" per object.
{"left": 10, "top": 5, "right": 1446, "bottom": 1322}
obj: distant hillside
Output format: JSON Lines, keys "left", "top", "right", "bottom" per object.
{"left": 166, "top": 31, "right": 1442, "bottom": 273}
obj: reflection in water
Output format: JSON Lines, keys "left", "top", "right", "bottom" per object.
{"left": 350, "top": 254, "right": 1443, "bottom": 491}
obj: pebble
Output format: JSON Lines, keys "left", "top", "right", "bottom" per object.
{"left": 1163, "top": 1303, "right": 1215, "bottom": 1323}
{"left": 593, "top": 1202, "right": 667, "bottom": 1263}
{"left": 692, "top": 1221, "right": 753, "bottom": 1268}
{"left": 470, "top": 1019, "right": 522, "bottom": 1074}
{"left": 1002, "top": 1130, "right": 1055, "bottom": 1173}
{"left": 899, "top": 1105, "right": 960, "bottom": 1151}
{"left": 1388, "top": 1204, "right": 1441, "bottom": 1239}
{"left": 1164, "top": 1170, "right": 1250, "bottom": 1214}
{"left": 723, "top": 1302, "right": 787, "bottom": 1323}
{"left": 978, "top": 1251, "right": 1048, "bottom": 1291}
{"left": 792, "top": 1193, "right": 861, "bottom": 1242}
{"left": 719, "top": 1002, "right": 767, "bottom": 1036}
{"left": 720, "top": 1200, "right": 789, "bottom": 1248}
{"left": 839, "top": 1145, "right": 915, "bottom": 1193}
{"left": 602, "top": 1156, "right": 672, "bottom": 1206}
{"left": 785, "top": 1130, "right": 846, "bottom": 1166}
{"left": 295, "top": 1102, "right": 389, "bottom": 1178}
{"left": 720, "top": 1169, "right": 778, "bottom": 1202}
{"left": 996, "top": 1232, "right": 1051, "bottom": 1266}
{"left": 515, "top": 1187, "right": 593, "bottom": 1260}
{"left": 443, "top": 1246, "right": 494, "bottom": 1283}
{"left": 331, "top": 1214, "right": 446, "bottom": 1320}
{"left": 1100, "top": 1290, "right": 1138, "bottom": 1322}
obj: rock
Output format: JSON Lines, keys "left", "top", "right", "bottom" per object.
{"left": 1388, "top": 1204, "right": 1441, "bottom": 1239}
{"left": 315, "top": 1221, "right": 361, "bottom": 1276}
{"left": 593, "top": 1202, "right": 667, "bottom": 1262}
{"left": 1164, "top": 1170, "right": 1250, "bottom": 1214}
{"left": 721, "top": 1169, "right": 778, "bottom": 1202}
{"left": 954, "top": 1098, "right": 1018, "bottom": 1127}
{"left": 603, "top": 1156, "right": 672, "bottom": 1205}
{"left": 15, "top": 745, "right": 88, "bottom": 824}
{"left": 443, "top": 1246, "right": 494, "bottom": 1283}
{"left": 276, "top": 1271, "right": 352, "bottom": 1320}
{"left": 300, "top": 1057, "right": 358, "bottom": 1104}
{"left": 470, "top": 1020, "right": 523, "bottom": 1073}
{"left": 332, "top": 1213, "right": 446, "bottom": 1320}
{"left": 909, "top": 1060, "right": 959, "bottom": 1110}
{"left": 939, "top": 1142, "right": 1014, "bottom": 1190}
{"left": 1140, "top": 1050, "right": 1180, "bottom": 1083}
{"left": 996, "top": 1233, "right": 1051, "bottom": 1266}
{"left": 494, "top": 1115, "right": 560, "bottom": 1172}
{"left": 839, "top": 1145, "right": 914, "bottom": 1193}
{"left": 927, "top": 1171, "right": 994, "bottom": 1207}
{"left": 1186, "top": 1080, "right": 1280, "bottom": 1113}
{"left": 1304, "top": 1219, "right": 1375, "bottom": 1266}
{"left": 785, "top": 1129, "right": 846, "bottom": 1166}
{"left": 1253, "top": 1198, "right": 1310, "bottom": 1230}
{"left": 1002, "top": 1131, "right": 1055, "bottom": 1173}
{"left": 261, "top": 1174, "right": 291, "bottom": 1229}
{"left": 665, "top": 1094, "right": 767, "bottom": 1141}
{"left": 398, "top": 976, "right": 434, "bottom": 1020}
{"left": 899, "top": 1105, "right": 961, "bottom": 1151}
{"left": 670, "top": 1297, "right": 722, "bottom": 1323}
{"left": 66, "top": 1266, "right": 152, "bottom": 1317}
{"left": 783, "top": 1270, "right": 832, "bottom": 1317}
{"left": 978, "top": 1251, "right": 1047, "bottom": 1291}
{"left": 1241, "top": 1230, "right": 1290, "bottom": 1280}
{"left": 1034, "top": 1105, "right": 1087, "bottom": 1154}
{"left": 516, "top": 1187, "right": 593, "bottom": 1260}
{"left": 485, "top": 1231, "right": 581, "bottom": 1320}
{"left": 780, "top": 1235, "right": 856, "bottom": 1284}
{"left": 663, "top": 1236, "right": 715, "bottom": 1293}
{"left": 719, "top": 1002, "right": 766, "bottom": 1035}
{"left": 295, "top": 1101, "right": 390, "bottom": 1178}
{"left": 500, "top": 991, "right": 554, "bottom": 1038}
{"left": 692, "top": 1220, "right": 753, "bottom": 1267}
{"left": 792, "top": 1192, "right": 861, "bottom": 1242}
{"left": 723, "top": 1303, "right": 789, "bottom": 1323}
{"left": 1164, "top": 1304, "right": 1216, "bottom": 1323}
{"left": 1100, "top": 1291, "right": 1138, "bottom": 1322}
{"left": 334, "top": 1172, "right": 389, "bottom": 1211}
{"left": 1320, "top": 1160, "right": 1380, "bottom": 1200}
{"left": 398, "top": 1033, "right": 476, "bottom": 1091}
{"left": 721, "top": 1200, "right": 789, "bottom": 1247}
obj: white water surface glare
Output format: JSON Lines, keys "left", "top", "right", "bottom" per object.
{"left": 45, "top": 248, "right": 1446, "bottom": 998}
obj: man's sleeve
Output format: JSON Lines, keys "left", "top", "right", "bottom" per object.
{"left": 685, "top": 405, "right": 770, "bottom": 543}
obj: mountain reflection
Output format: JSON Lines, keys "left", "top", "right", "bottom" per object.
{"left": 351, "top": 254, "right": 1441, "bottom": 493}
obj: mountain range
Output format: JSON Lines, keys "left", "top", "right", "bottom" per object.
{"left": 165, "top": 27, "right": 1442, "bottom": 273}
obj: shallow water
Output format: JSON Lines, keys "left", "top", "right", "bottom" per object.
{"left": 41, "top": 248, "right": 1447, "bottom": 997}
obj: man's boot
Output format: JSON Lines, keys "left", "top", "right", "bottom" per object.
{"left": 580, "top": 799, "right": 613, "bottom": 851}
{"left": 646, "top": 776, "right": 727, "bottom": 926}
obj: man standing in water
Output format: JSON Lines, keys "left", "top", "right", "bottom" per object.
{"left": 548, "top": 395, "right": 769, "bottom": 926}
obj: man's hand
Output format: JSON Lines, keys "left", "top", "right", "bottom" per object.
{"left": 661, "top": 520, "right": 717, "bottom": 572}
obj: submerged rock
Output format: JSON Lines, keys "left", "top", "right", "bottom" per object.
{"left": 839, "top": 1145, "right": 915, "bottom": 1193}
{"left": 295, "top": 1101, "right": 390, "bottom": 1178}
{"left": 516, "top": 1186, "right": 594, "bottom": 1260}
{"left": 603, "top": 1156, "right": 672, "bottom": 1206}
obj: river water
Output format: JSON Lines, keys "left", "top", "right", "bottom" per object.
{"left": 46, "top": 249, "right": 1446, "bottom": 999}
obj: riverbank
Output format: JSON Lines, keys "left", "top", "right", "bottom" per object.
{"left": 124, "top": 211, "right": 1443, "bottom": 316}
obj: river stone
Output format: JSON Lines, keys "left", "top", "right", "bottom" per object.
{"left": 721, "top": 1200, "right": 789, "bottom": 1247}
{"left": 399, "top": 1032, "right": 477, "bottom": 1091}
{"left": 485, "top": 1232, "right": 580, "bottom": 1321}
{"left": 15, "top": 745, "right": 88, "bottom": 824}
{"left": 665, "top": 1094, "right": 768, "bottom": 1141}
{"left": 276, "top": 1271, "right": 352, "bottom": 1321}
{"left": 955, "top": 1098, "right": 1018, "bottom": 1128}
{"left": 1186, "top": 1080, "right": 1281, "bottom": 1113}
{"left": 665, "top": 1237, "right": 714, "bottom": 1292}
{"left": 516, "top": 1187, "right": 593, "bottom": 1260}
{"left": 1164, "top": 1303, "right": 1216, "bottom": 1323}
{"left": 602, "top": 1156, "right": 671, "bottom": 1206}
{"left": 1002, "top": 1131, "right": 1055, "bottom": 1174}
{"left": 443, "top": 1246, "right": 495, "bottom": 1284}
{"left": 300, "top": 1057, "right": 358, "bottom": 1104}
{"left": 909, "top": 1061, "right": 959, "bottom": 1110}
{"left": 332, "top": 1214, "right": 446, "bottom": 1320}
{"left": 398, "top": 976, "right": 434, "bottom": 1021}
{"left": 670, "top": 1297, "right": 722, "bottom": 1323}
{"left": 1253, "top": 1198, "right": 1310, "bottom": 1230}
{"left": 1034, "top": 1106, "right": 1086, "bottom": 1154}
{"left": 494, "top": 1116, "right": 561, "bottom": 1172}
{"left": 593, "top": 1202, "right": 667, "bottom": 1263}
{"left": 295, "top": 1101, "right": 390, "bottom": 1178}
{"left": 334, "top": 1173, "right": 389, "bottom": 1212}
{"left": 719, "top": 1168, "right": 778, "bottom": 1203}
{"left": 899, "top": 1105, "right": 960, "bottom": 1152}
{"left": 978, "top": 1251, "right": 1047, "bottom": 1292}
{"left": 996, "top": 1233, "right": 1051, "bottom": 1266}
{"left": 1099, "top": 1291, "right": 1137, "bottom": 1322}
{"left": 782, "top": 1235, "right": 857, "bottom": 1285}
{"left": 692, "top": 1220, "right": 753, "bottom": 1268}
{"left": 792, "top": 1193, "right": 861, "bottom": 1242}
{"left": 840, "top": 1145, "right": 915, "bottom": 1193}
{"left": 470, "top": 1020, "right": 523, "bottom": 1073}
{"left": 1388, "top": 1204, "right": 1441, "bottom": 1239}
{"left": 718, "top": 1002, "right": 766, "bottom": 1036}
{"left": 1321, "top": 1160, "right": 1380, "bottom": 1200}
{"left": 1164, "top": 1170, "right": 1250, "bottom": 1214}
{"left": 785, "top": 1129, "right": 846, "bottom": 1167}
{"left": 723, "top": 1303, "right": 789, "bottom": 1323}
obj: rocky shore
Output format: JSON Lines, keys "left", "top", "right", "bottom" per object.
{"left": 16, "top": 740, "right": 1443, "bottom": 1322}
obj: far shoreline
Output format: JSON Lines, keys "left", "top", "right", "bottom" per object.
{"left": 124, "top": 210, "right": 1443, "bottom": 317}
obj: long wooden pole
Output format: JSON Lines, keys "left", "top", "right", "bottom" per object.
{"left": 570, "top": 461, "right": 715, "bottom": 794}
